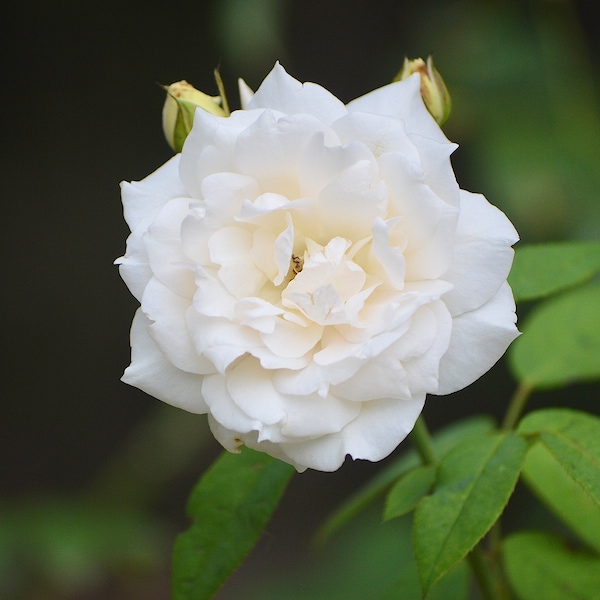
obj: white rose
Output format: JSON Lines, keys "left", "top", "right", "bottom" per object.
{"left": 116, "top": 63, "right": 519, "bottom": 472}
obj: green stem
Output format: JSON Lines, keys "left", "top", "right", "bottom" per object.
{"left": 468, "top": 546, "right": 505, "bottom": 600}
{"left": 502, "top": 381, "right": 534, "bottom": 431}
{"left": 409, "top": 416, "right": 438, "bottom": 465}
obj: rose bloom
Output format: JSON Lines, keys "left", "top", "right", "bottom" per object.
{"left": 117, "top": 63, "right": 518, "bottom": 472}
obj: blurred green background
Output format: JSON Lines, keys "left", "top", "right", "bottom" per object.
{"left": 3, "top": 0, "right": 600, "bottom": 598}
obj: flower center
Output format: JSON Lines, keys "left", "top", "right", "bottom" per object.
{"left": 291, "top": 254, "right": 304, "bottom": 276}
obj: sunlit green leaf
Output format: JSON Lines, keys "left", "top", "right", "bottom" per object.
{"left": 509, "top": 241, "right": 600, "bottom": 303}
{"left": 384, "top": 465, "right": 437, "bottom": 521}
{"left": 171, "top": 448, "right": 294, "bottom": 600}
{"left": 504, "top": 531, "right": 600, "bottom": 600}
{"left": 522, "top": 443, "right": 600, "bottom": 553}
{"left": 315, "top": 416, "right": 496, "bottom": 545}
{"left": 413, "top": 432, "right": 527, "bottom": 595}
{"left": 509, "top": 284, "right": 600, "bottom": 388}
{"left": 519, "top": 408, "right": 600, "bottom": 508}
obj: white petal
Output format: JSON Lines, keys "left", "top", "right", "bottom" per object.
{"left": 347, "top": 74, "right": 448, "bottom": 145}
{"left": 437, "top": 282, "right": 519, "bottom": 395}
{"left": 141, "top": 277, "right": 213, "bottom": 374}
{"left": 208, "top": 418, "right": 309, "bottom": 472}
{"left": 370, "top": 217, "right": 406, "bottom": 289}
{"left": 247, "top": 62, "right": 347, "bottom": 124}
{"left": 408, "top": 133, "right": 459, "bottom": 207}
{"left": 238, "top": 77, "right": 254, "bottom": 109}
{"left": 456, "top": 191, "right": 519, "bottom": 244}
{"left": 280, "top": 395, "right": 425, "bottom": 471}
{"left": 332, "top": 111, "right": 419, "bottom": 160}
{"left": 122, "top": 310, "right": 208, "bottom": 413}
{"left": 144, "top": 197, "right": 197, "bottom": 298}
{"left": 120, "top": 155, "right": 186, "bottom": 232}
{"left": 193, "top": 266, "right": 236, "bottom": 319}
{"left": 296, "top": 134, "right": 373, "bottom": 198}
{"left": 379, "top": 152, "right": 459, "bottom": 280}
{"left": 315, "top": 159, "right": 388, "bottom": 242}
{"left": 443, "top": 191, "right": 518, "bottom": 316}
{"left": 116, "top": 231, "right": 152, "bottom": 303}
{"left": 179, "top": 108, "right": 263, "bottom": 197}
{"left": 226, "top": 357, "right": 361, "bottom": 439}
{"left": 203, "top": 374, "right": 262, "bottom": 433}
{"left": 186, "top": 309, "right": 261, "bottom": 373}
{"left": 234, "top": 110, "right": 331, "bottom": 198}
{"left": 208, "top": 226, "right": 267, "bottom": 298}
{"left": 261, "top": 314, "right": 323, "bottom": 358}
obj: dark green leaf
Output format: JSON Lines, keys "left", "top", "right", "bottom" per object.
{"left": 519, "top": 409, "right": 600, "bottom": 508}
{"left": 413, "top": 432, "right": 527, "bottom": 595}
{"left": 522, "top": 443, "right": 600, "bottom": 553}
{"left": 504, "top": 531, "right": 600, "bottom": 600}
{"left": 384, "top": 465, "right": 437, "bottom": 521}
{"left": 508, "top": 241, "right": 600, "bottom": 303}
{"left": 509, "top": 284, "right": 600, "bottom": 388}
{"left": 315, "top": 416, "right": 496, "bottom": 545}
{"left": 171, "top": 448, "right": 294, "bottom": 600}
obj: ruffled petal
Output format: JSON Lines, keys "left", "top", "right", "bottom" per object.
{"left": 120, "top": 155, "right": 186, "bottom": 232}
{"left": 347, "top": 73, "right": 448, "bottom": 145}
{"left": 442, "top": 191, "right": 518, "bottom": 316}
{"left": 116, "top": 231, "right": 152, "bottom": 303}
{"left": 437, "top": 282, "right": 519, "bottom": 395}
{"left": 280, "top": 394, "right": 425, "bottom": 471}
{"left": 122, "top": 310, "right": 208, "bottom": 413}
{"left": 141, "top": 277, "right": 214, "bottom": 375}
{"left": 247, "top": 62, "right": 347, "bottom": 125}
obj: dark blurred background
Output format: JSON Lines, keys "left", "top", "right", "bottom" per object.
{"left": 3, "top": 1, "right": 600, "bottom": 598}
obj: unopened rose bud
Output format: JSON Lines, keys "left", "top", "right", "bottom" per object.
{"left": 162, "top": 81, "right": 227, "bottom": 152}
{"left": 395, "top": 56, "right": 451, "bottom": 126}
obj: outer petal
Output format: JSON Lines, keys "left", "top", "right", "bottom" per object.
{"left": 122, "top": 310, "right": 208, "bottom": 413}
{"left": 437, "top": 282, "right": 519, "bottom": 395}
{"left": 144, "top": 197, "right": 197, "bottom": 299}
{"left": 120, "top": 155, "right": 186, "bottom": 232}
{"left": 442, "top": 191, "right": 519, "bottom": 316}
{"left": 207, "top": 417, "right": 309, "bottom": 472}
{"left": 117, "top": 231, "right": 152, "bottom": 303}
{"left": 141, "top": 277, "right": 214, "bottom": 375}
{"left": 347, "top": 74, "right": 448, "bottom": 145}
{"left": 247, "top": 62, "right": 348, "bottom": 125}
{"left": 280, "top": 395, "right": 425, "bottom": 471}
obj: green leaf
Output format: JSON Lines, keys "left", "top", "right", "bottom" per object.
{"left": 384, "top": 465, "right": 437, "bottom": 521}
{"left": 171, "top": 448, "right": 294, "bottom": 600}
{"left": 504, "top": 531, "right": 600, "bottom": 600}
{"left": 518, "top": 408, "right": 600, "bottom": 508}
{"left": 509, "top": 284, "right": 600, "bottom": 388}
{"left": 315, "top": 416, "right": 496, "bottom": 545}
{"left": 508, "top": 241, "right": 600, "bottom": 303}
{"left": 413, "top": 432, "right": 527, "bottom": 595}
{"left": 522, "top": 443, "right": 600, "bottom": 553}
